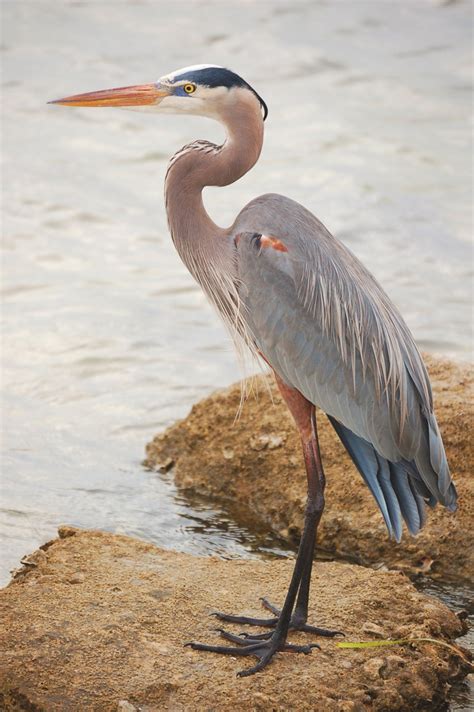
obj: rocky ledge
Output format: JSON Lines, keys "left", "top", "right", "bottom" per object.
{"left": 145, "top": 355, "right": 473, "bottom": 582}
{"left": 0, "top": 527, "right": 471, "bottom": 711}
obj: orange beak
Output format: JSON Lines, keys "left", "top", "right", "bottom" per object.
{"left": 48, "top": 82, "right": 170, "bottom": 108}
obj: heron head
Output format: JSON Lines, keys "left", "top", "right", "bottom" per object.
{"left": 48, "top": 64, "right": 268, "bottom": 122}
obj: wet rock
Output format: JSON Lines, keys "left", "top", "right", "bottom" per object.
{"left": 0, "top": 529, "right": 470, "bottom": 711}
{"left": 147, "top": 456, "right": 174, "bottom": 473}
{"left": 145, "top": 355, "right": 473, "bottom": 582}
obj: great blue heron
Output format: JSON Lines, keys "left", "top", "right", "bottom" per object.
{"left": 50, "top": 64, "right": 457, "bottom": 677}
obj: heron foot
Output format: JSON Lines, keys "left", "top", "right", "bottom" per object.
{"left": 185, "top": 628, "right": 319, "bottom": 677}
{"left": 212, "top": 597, "right": 344, "bottom": 638}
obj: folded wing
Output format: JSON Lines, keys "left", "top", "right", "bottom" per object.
{"left": 234, "top": 198, "right": 457, "bottom": 538}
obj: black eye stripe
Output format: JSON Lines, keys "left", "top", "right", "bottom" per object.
{"left": 172, "top": 67, "right": 268, "bottom": 120}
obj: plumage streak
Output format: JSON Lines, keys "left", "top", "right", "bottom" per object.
{"left": 298, "top": 244, "right": 414, "bottom": 432}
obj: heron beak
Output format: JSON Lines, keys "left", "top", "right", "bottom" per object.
{"left": 48, "top": 82, "right": 170, "bottom": 108}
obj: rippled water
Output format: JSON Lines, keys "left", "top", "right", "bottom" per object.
{"left": 2, "top": 8, "right": 472, "bottom": 701}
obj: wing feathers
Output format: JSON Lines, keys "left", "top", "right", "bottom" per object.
{"left": 427, "top": 412, "right": 451, "bottom": 495}
{"left": 329, "top": 416, "right": 427, "bottom": 540}
{"left": 389, "top": 462, "right": 421, "bottom": 536}
{"left": 327, "top": 415, "right": 396, "bottom": 538}
{"left": 232, "top": 197, "right": 457, "bottom": 538}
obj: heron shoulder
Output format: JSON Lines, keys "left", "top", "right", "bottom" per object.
{"left": 233, "top": 192, "right": 434, "bottom": 442}
{"left": 234, "top": 193, "right": 323, "bottom": 236}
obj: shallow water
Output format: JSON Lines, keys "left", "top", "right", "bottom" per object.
{"left": 1, "top": 3, "right": 472, "bottom": 705}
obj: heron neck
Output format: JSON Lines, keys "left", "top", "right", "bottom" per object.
{"left": 164, "top": 100, "right": 264, "bottom": 279}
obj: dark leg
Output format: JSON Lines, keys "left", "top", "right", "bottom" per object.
{"left": 293, "top": 409, "right": 321, "bottom": 624}
{"left": 241, "top": 412, "right": 341, "bottom": 639}
{"left": 186, "top": 378, "right": 340, "bottom": 676}
{"left": 213, "top": 404, "right": 341, "bottom": 640}
{"left": 291, "top": 410, "right": 341, "bottom": 634}
{"left": 187, "top": 479, "right": 324, "bottom": 676}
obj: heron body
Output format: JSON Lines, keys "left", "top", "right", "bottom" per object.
{"left": 51, "top": 64, "right": 457, "bottom": 676}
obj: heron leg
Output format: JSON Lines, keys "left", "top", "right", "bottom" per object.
{"left": 214, "top": 383, "right": 341, "bottom": 637}
{"left": 186, "top": 491, "right": 323, "bottom": 675}
{"left": 251, "top": 409, "right": 342, "bottom": 638}
{"left": 187, "top": 380, "right": 341, "bottom": 675}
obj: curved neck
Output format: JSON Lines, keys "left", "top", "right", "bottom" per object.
{"left": 164, "top": 97, "right": 264, "bottom": 272}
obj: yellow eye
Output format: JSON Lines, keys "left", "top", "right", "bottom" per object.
{"left": 183, "top": 83, "right": 196, "bottom": 94}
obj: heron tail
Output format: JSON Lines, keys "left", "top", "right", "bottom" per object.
{"left": 327, "top": 415, "right": 456, "bottom": 541}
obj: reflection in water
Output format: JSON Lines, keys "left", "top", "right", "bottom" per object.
{"left": 173, "top": 487, "right": 294, "bottom": 561}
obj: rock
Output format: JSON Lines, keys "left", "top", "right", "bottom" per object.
{"left": 58, "top": 525, "right": 80, "bottom": 539}
{"left": 117, "top": 701, "right": 138, "bottom": 712}
{"left": 19, "top": 549, "right": 47, "bottom": 568}
{"left": 362, "top": 656, "right": 385, "bottom": 679}
{"left": 383, "top": 655, "right": 406, "bottom": 677}
{"left": 145, "top": 355, "right": 473, "bottom": 582}
{"left": 362, "top": 621, "right": 385, "bottom": 638}
{"left": 0, "top": 529, "right": 470, "bottom": 711}
{"left": 249, "top": 434, "right": 270, "bottom": 451}
{"left": 156, "top": 457, "right": 174, "bottom": 473}
{"left": 267, "top": 434, "right": 285, "bottom": 449}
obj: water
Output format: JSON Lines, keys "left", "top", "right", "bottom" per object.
{"left": 416, "top": 578, "right": 473, "bottom": 712}
{"left": 1, "top": 4, "right": 472, "bottom": 705}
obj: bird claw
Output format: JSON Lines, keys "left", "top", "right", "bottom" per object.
{"left": 185, "top": 627, "right": 318, "bottom": 676}
{"left": 211, "top": 597, "right": 344, "bottom": 638}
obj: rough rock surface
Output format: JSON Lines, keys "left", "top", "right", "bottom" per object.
{"left": 145, "top": 355, "right": 473, "bottom": 581}
{"left": 0, "top": 528, "right": 470, "bottom": 711}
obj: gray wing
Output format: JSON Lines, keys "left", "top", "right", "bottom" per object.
{"left": 233, "top": 194, "right": 457, "bottom": 540}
